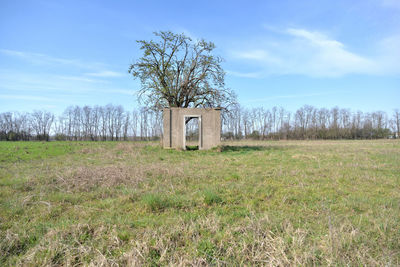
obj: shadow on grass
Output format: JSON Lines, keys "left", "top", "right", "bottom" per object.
{"left": 220, "top": 145, "right": 280, "bottom": 153}
{"left": 185, "top": 145, "right": 199, "bottom": 151}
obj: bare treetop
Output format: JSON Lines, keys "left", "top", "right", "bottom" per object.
{"left": 129, "top": 31, "right": 236, "bottom": 110}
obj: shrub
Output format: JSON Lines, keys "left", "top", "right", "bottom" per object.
{"left": 54, "top": 134, "right": 67, "bottom": 141}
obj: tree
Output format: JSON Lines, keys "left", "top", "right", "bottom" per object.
{"left": 30, "top": 110, "right": 54, "bottom": 141}
{"left": 129, "top": 31, "right": 236, "bottom": 110}
{"left": 392, "top": 109, "right": 400, "bottom": 138}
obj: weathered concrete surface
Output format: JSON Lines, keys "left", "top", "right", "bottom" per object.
{"left": 163, "top": 108, "right": 221, "bottom": 150}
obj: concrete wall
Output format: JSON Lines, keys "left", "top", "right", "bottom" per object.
{"left": 163, "top": 108, "right": 221, "bottom": 150}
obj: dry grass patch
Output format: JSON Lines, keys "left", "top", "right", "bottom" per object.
{"left": 53, "top": 165, "right": 143, "bottom": 192}
{"left": 18, "top": 224, "right": 122, "bottom": 266}
{"left": 51, "top": 162, "right": 185, "bottom": 193}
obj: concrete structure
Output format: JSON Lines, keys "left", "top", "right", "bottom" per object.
{"left": 163, "top": 108, "right": 221, "bottom": 150}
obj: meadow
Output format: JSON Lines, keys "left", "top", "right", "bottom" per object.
{"left": 0, "top": 140, "right": 399, "bottom": 266}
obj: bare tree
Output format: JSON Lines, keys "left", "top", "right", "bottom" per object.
{"left": 392, "top": 109, "right": 400, "bottom": 138}
{"left": 129, "top": 31, "right": 236, "bottom": 110}
{"left": 30, "top": 110, "right": 54, "bottom": 141}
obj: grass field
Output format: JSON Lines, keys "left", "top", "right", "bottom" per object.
{"left": 0, "top": 140, "right": 399, "bottom": 266}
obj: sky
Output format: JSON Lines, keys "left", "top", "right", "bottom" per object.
{"left": 0, "top": 0, "right": 399, "bottom": 115}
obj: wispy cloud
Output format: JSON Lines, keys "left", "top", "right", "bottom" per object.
{"left": 0, "top": 94, "right": 57, "bottom": 102}
{"left": 85, "top": 70, "right": 124, "bottom": 77}
{"left": 0, "top": 49, "right": 126, "bottom": 89}
{"left": 174, "top": 28, "right": 199, "bottom": 41}
{"left": 0, "top": 49, "right": 106, "bottom": 70}
{"left": 376, "top": 34, "right": 400, "bottom": 74}
{"left": 225, "top": 70, "right": 263, "bottom": 78}
{"left": 0, "top": 50, "right": 134, "bottom": 102}
{"left": 0, "top": 71, "right": 104, "bottom": 92}
{"left": 0, "top": 70, "right": 135, "bottom": 97}
{"left": 381, "top": 0, "right": 400, "bottom": 9}
{"left": 229, "top": 27, "right": 399, "bottom": 78}
{"left": 245, "top": 91, "right": 340, "bottom": 104}
{"left": 55, "top": 75, "right": 106, "bottom": 83}
{"left": 231, "top": 49, "right": 282, "bottom": 65}
{"left": 99, "top": 88, "right": 136, "bottom": 95}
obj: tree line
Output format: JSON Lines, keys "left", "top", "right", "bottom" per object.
{"left": 0, "top": 104, "right": 399, "bottom": 141}
{"left": 0, "top": 104, "right": 162, "bottom": 141}
{"left": 222, "top": 105, "right": 399, "bottom": 140}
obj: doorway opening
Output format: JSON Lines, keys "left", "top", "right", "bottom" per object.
{"left": 184, "top": 115, "right": 201, "bottom": 150}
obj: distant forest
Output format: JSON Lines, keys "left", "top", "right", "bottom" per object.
{"left": 0, "top": 104, "right": 399, "bottom": 141}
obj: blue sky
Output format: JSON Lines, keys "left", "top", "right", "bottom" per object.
{"left": 0, "top": 0, "right": 399, "bottom": 114}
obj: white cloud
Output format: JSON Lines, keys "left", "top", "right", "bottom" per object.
{"left": 285, "top": 28, "right": 376, "bottom": 76}
{"left": 229, "top": 27, "right": 399, "bottom": 78}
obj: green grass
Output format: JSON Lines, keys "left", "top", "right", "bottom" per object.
{"left": 203, "top": 190, "right": 223, "bottom": 205}
{"left": 141, "top": 193, "right": 184, "bottom": 212}
{"left": 185, "top": 145, "right": 199, "bottom": 151}
{"left": 0, "top": 140, "right": 399, "bottom": 265}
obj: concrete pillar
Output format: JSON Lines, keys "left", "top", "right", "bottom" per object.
{"left": 163, "top": 108, "right": 221, "bottom": 150}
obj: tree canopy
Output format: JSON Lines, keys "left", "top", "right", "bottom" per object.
{"left": 129, "top": 31, "right": 236, "bottom": 110}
